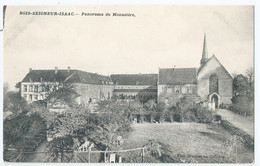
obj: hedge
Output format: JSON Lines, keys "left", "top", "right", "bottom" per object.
{"left": 220, "top": 120, "right": 254, "bottom": 151}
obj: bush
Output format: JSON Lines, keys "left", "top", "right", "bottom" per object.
{"left": 195, "top": 105, "right": 214, "bottom": 123}
{"left": 157, "top": 97, "right": 215, "bottom": 123}
{"left": 230, "top": 95, "right": 254, "bottom": 116}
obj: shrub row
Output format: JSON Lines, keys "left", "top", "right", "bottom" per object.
{"left": 220, "top": 120, "right": 254, "bottom": 151}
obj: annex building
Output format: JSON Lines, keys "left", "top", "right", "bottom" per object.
{"left": 20, "top": 35, "right": 233, "bottom": 108}
{"left": 110, "top": 74, "right": 158, "bottom": 99}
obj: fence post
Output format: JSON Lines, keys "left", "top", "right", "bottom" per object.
{"left": 142, "top": 147, "right": 145, "bottom": 163}
{"left": 104, "top": 151, "right": 106, "bottom": 163}
{"left": 88, "top": 147, "right": 91, "bottom": 163}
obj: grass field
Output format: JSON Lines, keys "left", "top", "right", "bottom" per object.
{"left": 122, "top": 122, "right": 254, "bottom": 163}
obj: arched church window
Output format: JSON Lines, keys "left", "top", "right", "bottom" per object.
{"left": 209, "top": 74, "right": 218, "bottom": 93}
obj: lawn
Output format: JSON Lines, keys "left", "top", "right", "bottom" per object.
{"left": 122, "top": 122, "right": 254, "bottom": 163}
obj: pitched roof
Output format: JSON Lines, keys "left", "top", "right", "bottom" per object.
{"left": 114, "top": 88, "right": 157, "bottom": 93}
{"left": 159, "top": 68, "right": 197, "bottom": 85}
{"left": 21, "top": 69, "right": 113, "bottom": 85}
{"left": 110, "top": 74, "right": 158, "bottom": 85}
{"left": 46, "top": 88, "right": 80, "bottom": 107}
{"left": 198, "top": 55, "right": 233, "bottom": 78}
{"left": 47, "top": 88, "right": 80, "bottom": 100}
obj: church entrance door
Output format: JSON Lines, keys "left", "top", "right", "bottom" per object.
{"left": 211, "top": 94, "right": 218, "bottom": 109}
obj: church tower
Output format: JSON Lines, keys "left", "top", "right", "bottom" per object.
{"left": 200, "top": 33, "right": 208, "bottom": 67}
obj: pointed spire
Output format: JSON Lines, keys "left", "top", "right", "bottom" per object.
{"left": 200, "top": 33, "right": 208, "bottom": 66}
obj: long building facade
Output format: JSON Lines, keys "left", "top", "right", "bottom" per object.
{"left": 20, "top": 35, "right": 233, "bottom": 108}
{"left": 110, "top": 74, "right": 158, "bottom": 99}
{"left": 21, "top": 67, "right": 114, "bottom": 103}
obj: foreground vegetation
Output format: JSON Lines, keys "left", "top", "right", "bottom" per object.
{"left": 123, "top": 123, "right": 254, "bottom": 163}
{"left": 230, "top": 69, "right": 254, "bottom": 117}
{"left": 3, "top": 67, "right": 254, "bottom": 163}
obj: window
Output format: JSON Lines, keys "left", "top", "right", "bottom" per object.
{"left": 38, "top": 85, "right": 42, "bottom": 92}
{"left": 29, "top": 94, "right": 33, "bottom": 101}
{"left": 209, "top": 74, "right": 218, "bottom": 93}
{"left": 34, "top": 85, "right": 38, "bottom": 92}
{"left": 29, "top": 85, "right": 33, "bottom": 92}
{"left": 34, "top": 95, "right": 38, "bottom": 100}
{"left": 23, "top": 94, "right": 27, "bottom": 99}
{"left": 175, "top": 86, "right": 180, "bottom": 94}
{"left": 23, "top": 85, "right": 27, "bottom": 92}
{"left": 42, "top": 85, "right": 46, "bottom": 92}
{"left": 167, "top": 87, "right": 172, "bottom": 93}
{"left": 181, "top": 86, "right": 187, "bottom": 94}
{"left": 188, "top": 86, "right": 193, "bottom": 94}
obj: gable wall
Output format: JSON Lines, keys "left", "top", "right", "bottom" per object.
{"left": 197, "top": 57, "right": 233, "bottom": 104}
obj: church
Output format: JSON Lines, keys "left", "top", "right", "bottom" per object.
{"left": 157, "top": 34, "right": 233, "bottom": 108}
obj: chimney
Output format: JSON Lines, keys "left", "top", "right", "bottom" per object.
{"left": 29, "top": 68, "right": 32, "bottom": 72}
{"left": 67, "top": 66, "right": 71, "bottom": 72}
{"left": 55, "top": 67, "right": 58, "bottom": 74}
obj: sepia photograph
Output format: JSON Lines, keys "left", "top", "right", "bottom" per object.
{"left": 2, "top": 5, "right": 254, "bottom": 163}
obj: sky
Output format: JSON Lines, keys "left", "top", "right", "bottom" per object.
{"left": 3, "top": 5, "right": 254, "bottom": 90}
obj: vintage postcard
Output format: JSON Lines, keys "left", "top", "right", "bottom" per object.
{"left": 2, "top": 5, "right": 254, "bottom": 163}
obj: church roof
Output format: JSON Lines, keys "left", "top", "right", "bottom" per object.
{"left": 110, "top": 74, "right": 158, "bottom": 85}
{"left": 198, "top": 55, "right": 233, "bottom": 78}
{"left": 22, "top": 69, "right": 113, "bottom": 85}
{"left": 159, "top": 68, "right": 197, "bottom": 85}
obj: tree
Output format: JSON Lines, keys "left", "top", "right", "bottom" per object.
{"left": 245, "top": 67, "right": 254, "bottom": 88}
{"left": 245, "top": 67, "right": 254, "bottom": 98}
{"left": 231, "top": 69, "right": 254, "bottom": 116}
{"left": 4, "top": 82, "right": 9, "bottom": 95}
{"left": 3, "top": 91, "right": 27, "bottom": 113}
{"left": 45, "top": 135, "right": 74, "bottom": 162}
{"left": 233, "top": 74, "right": 249, "bottom": 96}
{"left": 4, "top": 113, "right": 47, "bottom": 161}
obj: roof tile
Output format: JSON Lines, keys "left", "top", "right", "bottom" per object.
{"left": 159, "top": 68, "right": 197, "bottom": 85}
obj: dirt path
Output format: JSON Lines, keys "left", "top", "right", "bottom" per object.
{"left": 216, "top": 109, "right": 254, "bottom": 137}
{"left": 27, "top": 140, "right": 48, "bottom": 162}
